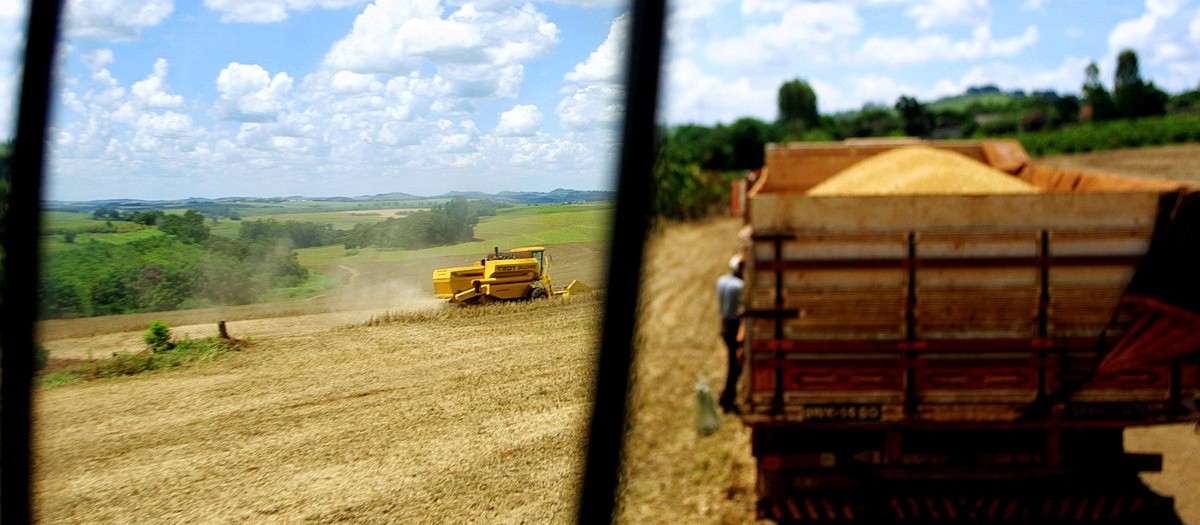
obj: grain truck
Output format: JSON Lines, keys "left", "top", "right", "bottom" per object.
{"left": 735, "top": 139, "right": 1200, "bottom": 523}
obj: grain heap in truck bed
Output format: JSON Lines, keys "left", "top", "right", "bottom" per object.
{"left": 807, "top": 145, "right": 1039, "bottom": 195}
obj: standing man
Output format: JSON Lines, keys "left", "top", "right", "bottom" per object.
{"left": 716, "top": 254, "right": 745, "bottom": 413}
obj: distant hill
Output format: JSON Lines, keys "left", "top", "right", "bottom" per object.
{"left": 45, "top": 189, "right": 615, "bottom": 214}
{"left": 926, "top": 85, "right": 1065, "bottom": 114}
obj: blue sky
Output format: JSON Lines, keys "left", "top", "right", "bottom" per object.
{"left": 1, "top": 0, "right": 1199, "bottom": 201}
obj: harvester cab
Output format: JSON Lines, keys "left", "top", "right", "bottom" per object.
{"left": 432, "top": 246, "right": 592, "bottom": 305}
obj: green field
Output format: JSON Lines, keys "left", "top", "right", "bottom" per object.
{"left": 43, "top": 211, "right": 146, "bottom": 233}
{"left": 210, "top": 207, "right": 429, "bottom": 238}
{"left": 296, "top": 203, "right": 613, "bottom": 267}
{"left": 42, "top": 202, "right": 611, "bottom": 271}
{"left": 225, "top": 198, "right": 450, "bottom": 217}
{"left": 46, "top": 201, "right": 442, "bottom": 239}
{"left": 41, "top": 227, "right": 166, "bottom": 255}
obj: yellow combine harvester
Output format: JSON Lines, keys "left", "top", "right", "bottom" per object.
{"left": 431, "top": 246, "right": 591, "bottom": 304}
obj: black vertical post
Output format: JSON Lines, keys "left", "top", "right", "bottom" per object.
{"left": 576, "top": 0, "right": 664, "bottom": 523}
{"left": 2, "top": 1, "right": 65, "bottom": 523}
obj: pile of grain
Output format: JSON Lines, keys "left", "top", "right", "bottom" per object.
{"left": 807, "top": 145, "right": 1039, "bottom": 195}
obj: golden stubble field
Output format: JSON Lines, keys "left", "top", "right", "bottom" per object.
{"left": 33, "top": 145, "right": 1200, "bottom": 524}
{"left": 35, "top": 298, "right": 601, "bottom": 524}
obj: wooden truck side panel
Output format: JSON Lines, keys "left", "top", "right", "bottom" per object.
{"left": 740, "top": 142, "right": 1200, "bottom": 427}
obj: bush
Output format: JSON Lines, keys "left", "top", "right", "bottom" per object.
{"left": 39, "top": 336, "right": 243, "bottom": 388}
{"left": 143, "top": 320, "right": 174, "bottom": 353}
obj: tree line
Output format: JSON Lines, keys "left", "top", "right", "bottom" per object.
{"left": 651, "top": 48, "right": 1200, "bottom": 220}
{"left": 40, "top": 213, "right": 307, "bottom": 317}
{"left": 342, "top": 198, "right": 501, "bottom": 249}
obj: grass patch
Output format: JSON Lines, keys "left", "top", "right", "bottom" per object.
{"left": 37, "top": 337, "right": 248, "bottom": 388}
{"left": 230, "top": 199, "right": 448, "bottom": 217}
{"left": 1019, "top": 114, "right": 1200, "bottom": 156}
{"left": 40, "top": 371, "right": 85, "bottom": 388}
{"left": 209, "top": 220, "right": 241, "bottom": 238}
{"left": 295, "top": 202, "right": 614, "bottom": 267}
{"left": 40, "top": 227, "right": 164, "bottom": 254}
{"left": 43, "top": 211, "right": 97, "bottom": 230}
{"left": 42, "top": 212, "right": 148, "bottom": 235}
{"left": 264, "top": 271, "right": 339, "bottom": 301}
{"left": 296, "top": 245, "right": 356, "bottom": 267}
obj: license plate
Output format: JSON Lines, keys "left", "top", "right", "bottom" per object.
{"left": 801, "top": 403, "right": 882, "bottom": 422}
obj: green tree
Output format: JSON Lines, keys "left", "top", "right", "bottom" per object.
{"left": 1053, "top": 95, "right": 1081, "bottom": 126}
{"left": 778, "top": 79, "right": 820, "bottom": 137}
{"left": 143, "top": 320, "right": 174, "bottom": 353}
{"left": 159, "top": 210, "right": 211, "bottom": 243}
{"left": 669, "top": 124, "right": 718, "bottom": 166}
{"left": 725, "top": 117, "right": 774, "bottom": 170}
{"left": 1170, "top": 88, "right": 1200, "bottom": 111}
{"left": 132, "top": 210, "right": 164, "bottom": 226}
{"left": 1113, "top": 49, "right": 1167, "bottom": 119}
{"left": 339, "top": 198, "right": 490, "bottom": 250}
{"left": 1083, "top": 61, "right": 1117, "bottom": 121}
{"left": 895, "top": 95, "right": 931, "bottom": 137}
{"left": 1113, "top": 48, "right": 1152, "bottom": 118}
{"left": 650, "top": 133, "right": 730, "bottom": 220}
{"left": 844, "top": 103, "right": 902, "bottom": 137}
{"left": 1114, "top": 49, "right": 1140, "bottom": 94}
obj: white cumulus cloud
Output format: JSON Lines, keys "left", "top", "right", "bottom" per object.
{"left": 204, "top": 0, "right": 366, "bottom": 24}
{"left": 330, "top": 70, "right": 382, "bottom": 93}
{"left": 323, "top": 1, "right": 558, "bottom": 79}
{"left": 131, "top": 58, "right": 183, "bottom": 108}
{"left": 64, "top": 0, "right": 173, "bottom": 40}
{"left": 494, "top": 104, "right": 542, "bottom": 136}
{"left": 214, "top": 62, "right": 294, "bottom": 121}
{"left": 858, "top": 25, "right": 1039, "bottom": 65}
{"left": 704, "top": 3, "right": 862, "bottom": 66}
{"left": 556, "top": 12, "right": 627, "bottom": 130}
{"left": 904, "top": 0, "right": 990, "bottom": 30}
{"left": 1107, "top": 0, "right": 1200, "bottom": 91}
{"left": 565, "top": 11, "right": 627, "bottom": 84}
{"left": 435, "top": 119, "right": 479, "bottom": 154}
{"left": 659, "top": 58, "right": 776, "bottom": 125}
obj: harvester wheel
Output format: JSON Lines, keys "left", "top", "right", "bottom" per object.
{"left": 529, "top": 285, "right": 549, "bottom": 300}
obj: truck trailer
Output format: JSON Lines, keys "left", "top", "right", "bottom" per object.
{"left": 736, "top": 139, "right": 1200, "bottom": 523}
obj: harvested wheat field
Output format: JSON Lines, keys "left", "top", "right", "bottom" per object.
{"left": 1040, "top": 142, "right": 1200, "bottom": 185}
{"left": 35, "top": 297, "right": 601, "bottom": 524}
{"left": 617, "top": 218, "right": 759, "bottom": 524}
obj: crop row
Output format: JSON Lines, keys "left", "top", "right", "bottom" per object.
{"left": 1018, "top": 115, "right": 1200, "bottom": 156}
